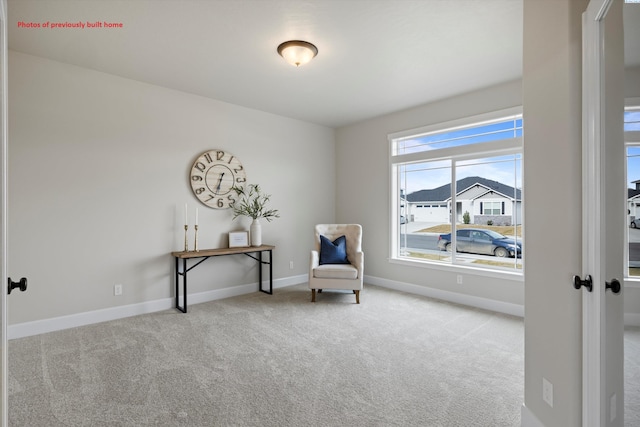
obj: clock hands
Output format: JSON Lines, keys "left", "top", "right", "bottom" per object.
{"left": 215, "top": 172, "right": 225, "bottom": 194}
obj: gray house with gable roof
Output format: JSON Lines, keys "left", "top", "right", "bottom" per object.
{"left": 404, "top": 176, "right": 522, "bottom": 225}
{"left": 628, "top": 180, "right": 640, "bottom": 223}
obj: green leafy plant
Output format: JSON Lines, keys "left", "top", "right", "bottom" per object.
{"left": 231, "top": 184, "right": 280, "bottom": 221}
{"left": 463, "top": 211, "right": 470, "bottom": 224}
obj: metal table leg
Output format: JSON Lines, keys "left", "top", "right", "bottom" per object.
{"left": 258, "top": 249, "right": 273, "bottom": 295}
{"left": 258, "top": 250, "right": 263, "bottom": 292}
{"left": 269, "top": 249, "right": 273, "bottom": 294}
{"left": 176, "top": 258, "right": 187, "bottom": 313}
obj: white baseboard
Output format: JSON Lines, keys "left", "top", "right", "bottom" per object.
{"left": 365, "top": 275, "right": 640, "bottom": 324}
{"left": 11, "top": 271, "right": 639, "bottom": 340}
{"left": 625, "top": 312, "right": 640, "bottom": 327}
{"left": 521, "top": 404, "right": 545, "bottom": 427}
{"left": 365, "top": 274, "right": 525, "bottom": 318}
{"left": 8, "top": 274, "right": 308, "bottom": 340}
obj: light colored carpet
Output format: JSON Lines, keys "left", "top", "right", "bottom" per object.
{"left": 625, "top": 326, "right": 640, "bottom": 427}
{"left": 9, "top": 284, "right": 526, "bottom": 426}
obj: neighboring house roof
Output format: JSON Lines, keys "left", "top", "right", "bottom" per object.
{"left": 407, "top": 176, "right": 521, "bottom": 203}
{"left": 629, "top": 188, "right": 640, "bottom": 200}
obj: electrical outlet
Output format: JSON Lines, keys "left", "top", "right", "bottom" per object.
{"left": 543, "top": 378, "right": 553, "bottom": 407}
{"left": 114, "top": 284, "right": 123, "bottom": 296}
{"left": 457, "top": 275, "right": 463, "bottom": 284}
{"left": 289, "top": 261, "right": 294, "bottom": 270}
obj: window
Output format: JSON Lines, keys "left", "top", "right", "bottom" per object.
{"left": 482, "top": 201, "right": 503, "bottom": 215}
{"left": 626, "top": 104, "right": 640, "bottom": 278}
{"left": 626, "top": 108, "right": 640, "bottom": 131}
{"left": 390, "top": 108, "right": 523, "bottom": 274}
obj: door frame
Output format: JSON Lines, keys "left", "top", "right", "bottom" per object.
{"left": 582, "top": 1, "right": 609, "bottom": 425}
{"left": 0, "top": 0, "right": 8, "bottom": 425}
{"left": 582, "top": 0, "right": 624, "bottom": 425}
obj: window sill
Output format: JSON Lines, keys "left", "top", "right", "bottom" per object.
{"left": 389, "top": 256, "right": 524, "bottom": 282}
{"left": 624, "top": 277, "right": 640, "bottom": 289}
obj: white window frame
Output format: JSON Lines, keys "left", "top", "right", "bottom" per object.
{"left": 389, "top": 107, "right": 523, "bottom": 278}
{"left": 482, "top": 201, "right": 502, "bottom": 215}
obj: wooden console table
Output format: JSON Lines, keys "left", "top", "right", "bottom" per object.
{"left": 171, "top": 245, "right": 274, "bottom": 313}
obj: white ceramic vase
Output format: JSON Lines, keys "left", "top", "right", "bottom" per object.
{"left": 250, "top": 218, "right": 262, "bottom": 246}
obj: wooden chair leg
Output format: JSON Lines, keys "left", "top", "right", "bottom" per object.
{"left": 355, "top": 290, "right": 360, "bottom": 304}
{"left": 311, "top": 289, "right": 316, "bottom": 302}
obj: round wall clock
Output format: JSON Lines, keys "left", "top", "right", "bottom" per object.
{"left": 190, "top": 149, "right": 247, "bottom": 209}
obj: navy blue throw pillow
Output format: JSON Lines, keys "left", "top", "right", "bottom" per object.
{"left": 319, "top": 235, "right": 349, "bottom": 265}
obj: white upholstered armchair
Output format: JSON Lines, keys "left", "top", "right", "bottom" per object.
{"left": 309, "top": 224, "right": 363, "bottom": 304}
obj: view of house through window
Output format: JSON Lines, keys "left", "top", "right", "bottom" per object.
{"left": 626, "top": 106, "right": 640, "bottom": 277}
{"left": 391, "top": 110, "right": 523, "bottom": 273}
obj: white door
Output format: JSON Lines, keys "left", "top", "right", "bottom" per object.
{"left": 581, "top": 0, "right": 625, "bottom": 425}
{"left": 0, "top": 0, "right": 7, "bottom": 425}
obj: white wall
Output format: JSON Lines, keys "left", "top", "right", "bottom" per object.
{"left": 335, "top": 80, "right": 525, "bottom": 308}
{"left": 7, "top": 51, "right": 336, "bottom": 324}
{"left": 627, "top": 65, "right": 640, "bottom": 98}
{"left": 522, "top": 0, "right": 586, "bottom": 425}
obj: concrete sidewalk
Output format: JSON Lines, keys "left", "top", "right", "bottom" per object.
{"left": 401, "top": 221, "right": 440, "bottom": 234}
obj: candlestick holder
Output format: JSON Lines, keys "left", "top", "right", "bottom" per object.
{"left": 184, "top": 225, "right": 189, "bottom": 252}
{"left": 194, "top": 225, "right": 199, "bottom": 252}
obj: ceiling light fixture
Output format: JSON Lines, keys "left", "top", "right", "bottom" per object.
{"left": 277, "top": 40, "right": 318, "bottom": 67}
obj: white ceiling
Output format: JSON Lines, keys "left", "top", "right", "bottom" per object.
{"left": 6, "top": 1, "right": 640, "bottom": 128}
